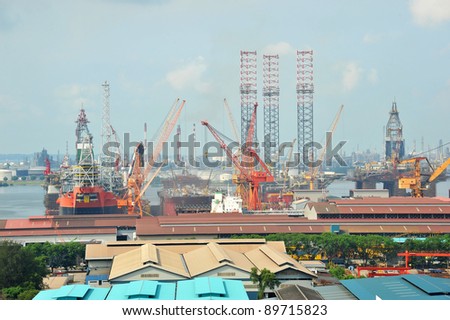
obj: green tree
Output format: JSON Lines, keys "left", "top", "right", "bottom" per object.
{"left": 329, "top": 265, "right": 355, "bottom": 280}
{"left": 318, "top": 233, "right": 341, "bottom": 262}
{"left": 0, "top": 241, "right": 47, "bottom": 294}
{"left": 250, "top": 267, "right": 280, "bottom": 299}
{"left": 24, "top": 241, "right": 86, "bottom": 272}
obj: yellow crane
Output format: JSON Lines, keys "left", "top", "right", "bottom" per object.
{"left": 398, "top": 156, "right": 450, "bottom": 197}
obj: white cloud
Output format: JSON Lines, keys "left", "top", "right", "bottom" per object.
{"left": 263, "top": 42, "right": 295, "bottom": 56}
{"left": 363, "top": 33, "right": 381, "bottom": 44}
{"left": 165, "top": 57, "right": 212, "bottom": 93}
{"left": 410, "top": 0, "right": 450, "bottom": 27}
{"left": 367, "top": 68, "right": 378, "bottom": 84}
{"left": 54, "top": 84, "right": 99, "bottom": 110}
{"left": 341, "top": 62, "right": 363, "bottom": 91}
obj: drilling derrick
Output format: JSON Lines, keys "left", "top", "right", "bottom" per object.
{"left": 101, "top": 81, "right": 113, "bottom": 166}
{"left": 75, "top": 108, "right": 94, "bottom": 167}
{"left": 385, "top": 101, "right": 405, "bottom": 162}
{"left": 240, "top": 50, "right": 258, "bottom": 147}
{"left": 263, "top": 54, "right": 280, "bottom": 177}
{"left": 296, "top": 50, "right": 314, "bottom": 171}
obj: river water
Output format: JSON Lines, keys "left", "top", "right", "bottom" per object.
{"left": 1, "top": 179, "right": 450, "bottom": 219}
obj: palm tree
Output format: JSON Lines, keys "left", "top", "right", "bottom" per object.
{"left": 250, "top": 267, "right": 280, "bottom": 299}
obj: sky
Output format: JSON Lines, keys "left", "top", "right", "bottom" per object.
{"left": 1, "top": 0, "right": 450, "bottom": 158}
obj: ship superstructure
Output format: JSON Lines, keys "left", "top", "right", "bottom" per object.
{"left": 55, "top": 108, "right": 126, "bottom": 215}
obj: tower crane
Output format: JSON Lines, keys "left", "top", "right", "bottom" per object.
{"left": 118, "top": 99, "right": 186, "bottom": 216}
{"left": 202, "top": 102, "right": 274, "bottom": 210}
{"left": 398, "top": 156, "right": 450, "bottom": 197}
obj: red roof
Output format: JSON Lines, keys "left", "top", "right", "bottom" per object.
{"left": 134, "top": 213, "right": 450, "bottom": 236}
{"left": 309, "top": 197, "right": 450, "bottom": 215}
{"left": 332, "top": 197, "right": 450, "bottom": 205}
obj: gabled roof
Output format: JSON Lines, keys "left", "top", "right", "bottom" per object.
{"left": 104, "top": 239, "right": 316, "bottom": 280}
{"left": 183, "top": 242, "right": 254, "bottom": 277}
{"left": 245, "top": 244, "right": 316, "bottom": 277}
{"left": 108, "top": 243, "right": 189, "bottom": 280}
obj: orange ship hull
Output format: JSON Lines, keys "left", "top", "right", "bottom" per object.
{"left": 57, "top": 186, "right": 126, "bottom": 215}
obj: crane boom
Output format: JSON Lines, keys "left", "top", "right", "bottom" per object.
{"left": 428, "top": 157, "right": 450, "bottom": 183}
{"left": 308, "top": 105, "right": 344, "bottom": 189}
{"left": 223, "top": 98, "right": 240, "bottom": 144}
{"left": 140, "top": 100, "right": 185, "bottom": 196}
{"left": 398, "top": 156, "right": 450, "bottom": 197}
{"left": 202, "top": 102, "right": 273, "bottom": 211}
{"left": 120, "top": 99, "right": 186, "bottom": 216}
{"left": 201, "top": 120, "right": 245, "bottom": 175}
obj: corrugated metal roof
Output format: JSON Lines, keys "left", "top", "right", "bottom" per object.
{"left": 105, "top": 281, "right": 176, "bottom": 300}
{"left": 275, "top": 285, "right": 324, "bottom": 300}
{"left": 126, "top": 280, "right": 158, "bottom": 297}
{"left": 33, "top": 285, "right": 110, "bottom": 300}
{"left": 314, "top": 284, "right": 358, "bottom": 300}
{"left": 53, "top": 284, "right": 90, "bottom": 299}
{"left": 176, "top": 277, "right": 248, "bottom": 300}
{"left": 194, "top": 277, "right": 226, "bottom": 296}
{"left": 340, "top": 275, "right": 450, "bottom": 300}
{"left": 136, "top": 214, "right": 450, "bottom": 237}
{"left": 402, "top": 274, "right": 450, "bottom": 294}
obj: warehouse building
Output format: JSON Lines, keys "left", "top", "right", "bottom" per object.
{"left": 85, "top": 239, "right": 316, "bottom": 298}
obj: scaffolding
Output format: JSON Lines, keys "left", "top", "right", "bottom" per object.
{"left": 263, "top": 54, "right": 280, "bottom": 177}
{"left": 240, "top": 50, "right": 258, "bottom": 147}
{"left": 296, "top": 50, "right": 314, "bottom": 171}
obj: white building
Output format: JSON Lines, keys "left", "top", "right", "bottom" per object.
{"left": 0, "top": 169, "right": 13, "bottom": 181}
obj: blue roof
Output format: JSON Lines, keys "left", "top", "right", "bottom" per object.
{"left": 33, "top": 278, "right": 247, "bottom": 300}
{"left": 341, "top": 275, "right": 450, "bottom": 300}
{"left": 176, "top": 277, "right": 248, "bottom": 300}
{"left": 33, "top": 285, "right": 109, "bottom": 300}
{"left": 106, "top": 281, "right": 175, "bottom": 300}
{"left": 402, "top": 274, "right": 450, "bottom": 295}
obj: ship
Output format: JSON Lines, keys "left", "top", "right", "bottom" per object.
{"left": 158, "top": 188, "right": 213, "bottom": 216}
{"left": 50, "top": 108, "right": 126, "bottom": 215}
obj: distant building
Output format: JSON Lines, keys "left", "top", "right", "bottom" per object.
{"left": 33, "top": 148, "right": 52, "bottom": 167}
{"left": 0, "top": 169, "right": 13, "bottom": 181}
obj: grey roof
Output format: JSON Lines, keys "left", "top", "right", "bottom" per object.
{"left": 314, "top": 284, "right": 358, "bottom": 300}
{"left": 340, "top": 275, "right": 450, "bottom": 300}
{"left": 275, "top": 285, "right": 324, "bottom": 300}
